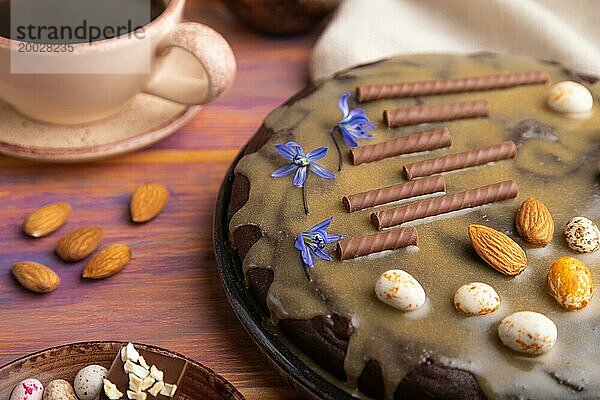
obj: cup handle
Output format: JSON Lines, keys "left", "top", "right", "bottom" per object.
{"left": 143, "top": 22, "right": 236, "bottom": 105}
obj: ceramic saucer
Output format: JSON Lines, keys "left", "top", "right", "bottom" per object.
{"left": 0, "top": 95, "right": 200, "bottom": 163}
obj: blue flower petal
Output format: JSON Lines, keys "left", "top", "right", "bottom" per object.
{"left": 338, "top": 93, "right": 351, "bottom": 118}
{"left": 293, "top": 166, "right": 307, "bottom": 187}
{"left": 339, "top": 127, "right": 360, "bottom": 147}
{"left": 306, "top": 147, "right": 328, "bottom": 162}
{"left": 325, "top": 233, "right": 343, "bottom": 243}
{"left": 350, "top": 129, "right": 374, "bottom": 140}
{"left": 345, "top": 107, "right": 368, "bottom": 120}
{"left": 295, "top": 235, "right": 314, "bottom": 267}
{"left": 302, "top": 249, "right": 314, "bottom": 267}
{"left": 274, "top": 143, "right": 296, "bottom": 160}
{"left": 295, "top": 234, "right": 306, "bottom": 252}
{"left": 310, "top": 217, "right": 333, "bottom": 232}
{"left": 286, "top": 141, "right": 305, "bottom": 157}
{"left": 294, "top": 232, "right": 306, "bottom": 251}
{"left": 271, "top": 163, "right": 297, "bottom": 178}
{"left": 314, "top": 247, "right": 333, "bottom": 262}
{"left": 309, "top": 163, "right": 335, "bottom": 180}
{"left": 363, "top": 122, "right": 376, "bottom": 130}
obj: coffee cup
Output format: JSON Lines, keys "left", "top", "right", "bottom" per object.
{"left": 0, "top": 0, "right": 236, "bottom": 125}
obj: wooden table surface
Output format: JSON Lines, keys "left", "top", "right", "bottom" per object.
{"left": 0, "top": 1, "right": 317, "bottom": 398}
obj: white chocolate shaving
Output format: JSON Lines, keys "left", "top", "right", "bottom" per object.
{"left": 124, "top": 361, "right": 149, "bottom": 379}
{"left": 129, "top": 374, "right": 142, "bottom": 392}
{"left": 138, "top": 356, "right": 150, "bottom": 370}
{"left": 125, "top": 342, "right": 140, "bottom": 363}
{"left": 139, "top": 376, "right": 155, "bottom": 392}
{"left": 127, "top": 390, "right": 147, "bottom": 400}
{"left": 149, "top": 365, "right": 163, "bottom": 382}
{"left": 103, "top": 379, "right": 124, "bottom": 400}
{"left": 147, "top": 381, "right": 164, "bottom": 397}
{"left": 159, "top": 383, "right": 177, "bottom": 397}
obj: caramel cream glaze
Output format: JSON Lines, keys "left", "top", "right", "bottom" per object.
{"left": 229, "top": 54, "right": 600, "bottom": 399}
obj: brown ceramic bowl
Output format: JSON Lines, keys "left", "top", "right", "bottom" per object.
{"left": 223, "top": 0, "right": 340, "bottom": 35}
{"left": 0, "top": 341, "right": 245, "bottom": 400}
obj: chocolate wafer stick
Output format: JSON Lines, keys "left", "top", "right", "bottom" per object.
{"left": 371, "top": 180, "right": 519, "bottom": 229}
{"left": 383, "top": 100, "right": 490, "bottom": 128}
{"left": 403, "top": 140, "right": 517, "bottom": 180}
{"left": 357, "top": 71, "right": 549, "bottom": 102}
{"left": 337, "top": 227, "right": 419, "bottom": 260}
{"left": 350, "top": 128, "right": 452, "bottom": 165}
{"left": 343, "top": 175, "right": 446, "bottom": 212}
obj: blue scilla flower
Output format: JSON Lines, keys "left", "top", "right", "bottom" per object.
{"left": 271, "top": 142, "right": 335, "bottom": 187}
{"left": 295, "top": 217, "right": 342, "bottom": 268}
{"left": 337, "top": 92, "right": 375, "bottom": 147}
{"left": 271, "top": 141, "right": 335, "bottom": 214}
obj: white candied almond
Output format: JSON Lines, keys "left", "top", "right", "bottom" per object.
{"left": 498, "top": 311, "right": 557, "bottom": 355}
{"left": 547, "top": 81, "right": 593, "bottom": 114}
{"left": 375, "top": 269, "right": 426, "bottom": 312}
{"left": 454, "top": 282, "right": 501, "bottom": 316}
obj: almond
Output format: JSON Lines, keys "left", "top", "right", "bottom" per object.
{"left": 12, "top": 261, "right": 60, "bottom": 293}
{"left": 468, "top": 224, "right": 527, "bottom": 276}
{"left": 516, "top": 197, "right": 554, "bottom": 246}
{"left": 130, "top": 183, "right": 169, "bottom": 223}
{"left": 82, "top": 243, "right": 131, "bottom": 279}
{"left": 23, "top": 202, "right": 71, "bottom": 237}
{"left": 56, "top": 227, "right": 103, "bottom": 262}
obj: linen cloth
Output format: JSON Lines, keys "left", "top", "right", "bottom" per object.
{"left": 310, "top": 0, "right": 600, "bottom": 81}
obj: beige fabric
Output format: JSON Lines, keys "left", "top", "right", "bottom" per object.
{"left": 310, "top": 0, "right": 600, "bottom": 81}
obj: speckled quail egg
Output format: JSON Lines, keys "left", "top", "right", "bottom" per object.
{"left": 74, "top": 364, "right": 108, "bottom": 400}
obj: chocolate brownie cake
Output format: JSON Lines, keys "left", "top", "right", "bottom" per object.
{"left": 226, "top": 54, "right": 600, "bottom": 399}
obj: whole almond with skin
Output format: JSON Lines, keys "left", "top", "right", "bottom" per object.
{"left": 82, "top": 243, "right": 131, "bottom": 279}
{"left": 56, "top": 227, "right": 103, "bottom": 262}
{"left": 12, "top": 261, "right": 60, "bottom": 293}
{"left": 23, "top": 202, "right": 71, "bottom": 237}
{"left": 130, "top": 183, "right": 169, "bottom": 223}
{"left": 516, "top": 197, "right": 554, "bottom": 246}
{"left": 469, "top": 225, "right": 527, "bottom": 276}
